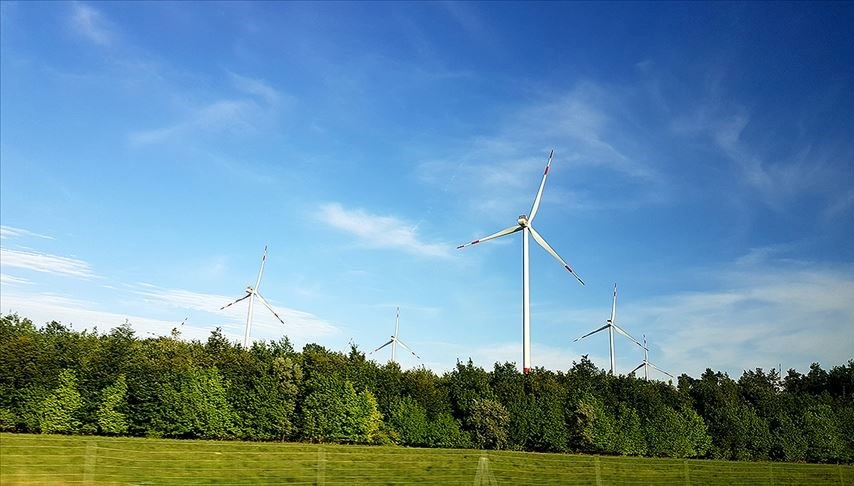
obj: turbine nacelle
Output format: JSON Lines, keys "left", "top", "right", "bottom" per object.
{"left": 517, "top": 214, "right": 529, "bottom": 227}
{"left": 218, "top": 246, "right": 286, "bottom": 348}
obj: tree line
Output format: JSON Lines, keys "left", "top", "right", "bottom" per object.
{"left": 0, "top": 314, "right": 851, "bottom": 463}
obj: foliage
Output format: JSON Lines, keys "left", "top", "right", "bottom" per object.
{"left": 0, "top": 313, "right": 851, "bottom": 463}
{"left": 152, "top": 367, "right": 237, "bottom": 439}
{"left": 388, "top": 396, "right": 429, "bottom": 446}
{"left": 39, "top": 369, "right": 83, "bottom": 434}
{"left": 97, "top": 375, "right": 128, "bottom": 435}
{"left": 469, "top": 398, "right": 510, "bottom": 450}
{"left": 300, "top": 374, "right": 384, "bottom": 444}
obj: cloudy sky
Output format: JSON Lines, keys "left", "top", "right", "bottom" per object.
{"left": 2, "top": 2, "right": 852, "bottom": 378}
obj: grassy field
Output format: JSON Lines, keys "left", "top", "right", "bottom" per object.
{"left": 1, "top": 433, "right": 852, "bottom": 485}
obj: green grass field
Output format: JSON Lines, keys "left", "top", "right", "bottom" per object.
{"left": 1, "top": 433, "right": 851, "bottom": 485}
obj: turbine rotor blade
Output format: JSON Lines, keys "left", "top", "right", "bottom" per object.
{"left": 219, "top": 293, "right": 251, "bottom": 311}
{"left": 369, "top": 340, "right": 394, "bottom": 355}
{"left": 528, "top": 149, "right": 554, "bottom": 222}
{"left": 528, "top": 226, "right": 585, "bottom": 285}
{"left": 254, "top": 292, "right": 286, "bottom": 326}
{"left": 395, "top": 339, "right": 421, "bottom": 359}
{"left": 630, "top": 363, "right": 645, "bottom": 374}
{"left": 647, "top": 361, "right": 675, "bottom": 378}
{"left": 456, "top": 225, "right": 522, "bottom": 249}
{"left": 613, "top": 324, "right": 643, "bottom": 347}
{"left": 573, "top": 323, "right": 609, "bottom": 342}
{"left": 254, "top": 245, "right": 268, "bottom": 294}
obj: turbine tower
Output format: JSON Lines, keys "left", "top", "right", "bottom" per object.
{"left": 573, "top": 284, "right": 641, "bottom": 374}
{"left": 219, "top": 245, "right": 286, "bottom": 347}
{"left": 369, "top": 307, "right": 420, "bottom": 363}
{"left": 630, "top": 335, "right": 674, "bottom": 380}
{"left": 457, "top": 149, "right": 584, "bottom": 373}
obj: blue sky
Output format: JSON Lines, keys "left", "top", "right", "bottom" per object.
{"left": 2, "top": 1, "right": 853, "bottom": 378}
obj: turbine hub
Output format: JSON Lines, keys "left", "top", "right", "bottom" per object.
{"left": 518, "top": 214, "right": 529, "bottom": 226}
{"left": 246, "top": 286, "right": 254, "bottom": 294}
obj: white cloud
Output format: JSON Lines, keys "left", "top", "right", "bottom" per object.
{"left": 129, "top": 73, "right": 288, "bottom": 147}
{"left": 0, "top": 225, "right": 54, "bottom": 240}
{"left": 129, "top": 99, "right": 262, "bottom": 146}
{"left": 229, "top": 71, "right": 285, "bottom": 106}
{"left": 0, "top": 274, "right": 31, "bottom": 286}
{"left": 131, "top": 284, "right": 340, "bottom": 341}
{"left": 670, "top": 100, "right": 848, "bottom": 212}
{"left": 69, "top": 2, "right": 114, "bottom": 46}
{"left": 0, "top": 291, "right": 214, "bottom": 340}
{"left": 319, "top": 203, "right": 451, "bottom": 258}
{"left": 622, "top": 264, "right": 854, "bottom": 377}
{"left": 0, "top": 248, "right": 95, "bottom": 279}
{"left": 416, "top": 82, "right": 667, "bottom": 220}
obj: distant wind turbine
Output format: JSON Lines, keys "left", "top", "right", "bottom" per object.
{"left": 369, "top": 307, "right": 420, "bottom": 363}
{"left": 457, "top": 149, "right": 584, "bottom": 373}
{"left": 219, "top": 245, "right": 285, "bottom": 347}
{"left": 573, "top": 284, "right": 641, "bottom": 375}
{"left": 630, "top": 335, "right": 674, "bottom": 381}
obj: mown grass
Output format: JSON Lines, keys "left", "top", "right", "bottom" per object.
{"left": 1, "top": 433, "right": 851, "bottom": 485}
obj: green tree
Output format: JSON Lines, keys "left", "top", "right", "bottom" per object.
{"left": 567, "top": 392, "right": 607, "bottom": 453}
{"left": 612, "top": 403, "right": 646, "bottom": 456}
{"left": 40, "top": 369, "right": 83, "bottom": 434}
{"left": 388, "top": 396, "right": 429, "bottom": 446}
{"left": 97, "top": 375, "right": 128, "bottom": 435}
{"left": 469, "top": 398, "right": 510, "bottom": 450}
{"left": 153, "top": 367, "right": 237, "bottom": 439}
{"left": 300, "top": 374, "right": 385, "bottom": 444}
{"left": 426, "top": 412, "right": 471, "bottom": 448}
{"left": 803, "top": 403, "right": 846, "bottom": 463}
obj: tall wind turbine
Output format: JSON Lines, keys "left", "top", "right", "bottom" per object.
{"left": 219, "top": 245, "right": 286, "bottom": 347}
{"left": 573, "top": 284, "right": 641, "bottom": 374}
{"left": 369, "top": 307, "right": 420, "bottom": 363}
{"left": 630, "top": 335, "right": 674, "bottom": 381}
{"left": 457, "top": 149, "right": 584, "bottom": 373}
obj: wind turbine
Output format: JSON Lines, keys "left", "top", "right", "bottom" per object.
{"left": 456, "top": 149, "right": 584, "bottom": 373}
{"left": 573, "top": 284, "right": 641, "bottom": 374}
{"left": 219, "top": 245, "right": 285, "bottom": 347}
{"left": 369, "top": 307, "right": 420, "bottom": 363}
{"left": 630, "top": 335, "right": 674, "bottom": 381}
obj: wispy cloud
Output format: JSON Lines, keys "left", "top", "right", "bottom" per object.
{"left": 438, "top": 2, "right": 489, "bottom": 43}
{"left": 129, "top": 73, "right": 286, "bottom": 146}
{"left": 318, "top": 203, "right": 451, "bottom": 258}
{"left": 129, "top": 99, "right": 261, "bottom": 146}
{"left": 228, "top": 71, "right": 285, "bottom": 106}
{"left": 0, "top": 248, "right": 95, "bottom": 279}
{"left": 0, "top": 274, "right": 31, "bottom": 286}
{"left": 670, "top": 98, "right": 851, "bottom": 213}
{"left": 416, "top": 81, "right": 667, "bottom": 220}
{"left": 69, "top": 2, "right": 114, "bottom": 46}
{"left": 620, "top": 264, "right": 854, "bottom": 377}
{"left": 0, "top": 291, "right": 214, "bottom": 340}
{"left": 131, "top": 284, "right": 340, "bottom": 340}
{"left": 0, "top": 225, "right": 54, "bottom": 240}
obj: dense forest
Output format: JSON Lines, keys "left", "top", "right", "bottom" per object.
{"left": 1, "top": 314, "right": 851, "bottom": 464}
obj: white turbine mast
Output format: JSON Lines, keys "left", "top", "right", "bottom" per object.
{"left": 369, "top": 307, "right": 420, "bottom": 363}
{"left": 219, "top": 245, "right": 286, "bottom": 348}
{"left": 457, "top": 149, "right": 584, "bottom": 374}
{"left": 630, "top": 335, "right": 674, "bottom": 381}
{"left": 573, "top": 283, "right": 642, "bottom": 375}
